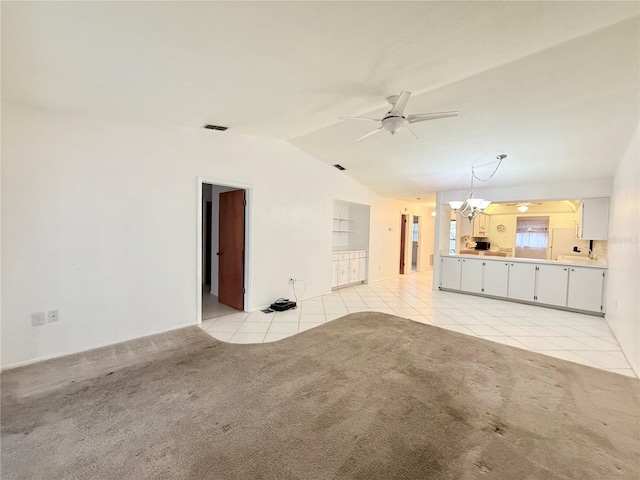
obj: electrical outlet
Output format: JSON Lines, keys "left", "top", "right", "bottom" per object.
{"left": 31, "top": 312, "right": 46, "bottom": 326}
{"left": 48, "top": 310, "right": 59, "bottom": 323}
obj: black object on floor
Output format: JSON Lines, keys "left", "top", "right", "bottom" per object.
{"left": 269, "top": 300, "right": 296, "bottom": 311}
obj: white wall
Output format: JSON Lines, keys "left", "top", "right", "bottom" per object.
{"left": 1, "top": 104, "right": 411, "bottom": 368}
{"left": 421, "top": 210, "right": 436, "bottom": 270}
{"left": 606, "top": 126, "right": 639, "bottom": 375}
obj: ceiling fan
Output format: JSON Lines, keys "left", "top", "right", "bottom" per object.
{"left": 504, "top": 202, "right": 542, "bottom": 212}
{"left": 339, "top": 91, "right": 458, "bottom": 141}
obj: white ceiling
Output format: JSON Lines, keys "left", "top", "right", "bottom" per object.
{"left": 3, "top": 2, "right": 639, "bottom": 203}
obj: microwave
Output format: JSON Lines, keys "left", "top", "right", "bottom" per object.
{"left": 475, "top": 241, "right": 491, "bottom": 251}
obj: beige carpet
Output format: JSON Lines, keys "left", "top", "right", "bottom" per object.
{"left": 2, "top": 313, "right": 639, "bottom": 479}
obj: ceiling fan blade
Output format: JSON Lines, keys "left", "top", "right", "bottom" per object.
{"left": 404, "top": 124, "right": 419, "bottom": 140}
{"left": 356, "top": 127, "right": 384, "bottom": 142}
{"left": 407, "top": 111, "right": 459, "bottom": 123}
{"left": 338, "top": 116, "right": 382, "bottom": 122}
{"left": 389, "top": 91, "right": 411, "bottom": 115}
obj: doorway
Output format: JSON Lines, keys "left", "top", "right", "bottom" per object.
{"left": 411, "top": 215, "right": 421, "bottom": 272}
{"left": 200, "top": 182, "right": 247, "bottom": 322}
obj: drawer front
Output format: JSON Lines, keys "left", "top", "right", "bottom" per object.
{"left": 359, "top": 251, "right": 366, "bottom": 258}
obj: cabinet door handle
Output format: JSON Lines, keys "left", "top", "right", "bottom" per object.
{"left": 563, "top": 268, "right": 567, "bottom": 271}
{"left": 571, "top": 268, "right": 575, "bottom": 271}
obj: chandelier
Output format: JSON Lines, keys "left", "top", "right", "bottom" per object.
{"left": 449, "top": 154, "right": 506, "bottom": 222}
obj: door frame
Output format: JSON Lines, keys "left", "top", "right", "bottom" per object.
{"left": 196, "top": 177, "right": 252, "bottom": 325}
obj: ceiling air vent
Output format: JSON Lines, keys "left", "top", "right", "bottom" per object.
{"left": 333, "top": 164, "right": 346, "bottom": 171}
{"left": 203, "top": 124, "right": 228, "bottom": 131}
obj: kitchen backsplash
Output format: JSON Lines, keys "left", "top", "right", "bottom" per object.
{"left": 592, "top": 240, "right": 607, "bottom": 261}
{"left": 459, "top": 234, "right": 607, "bottom": 262}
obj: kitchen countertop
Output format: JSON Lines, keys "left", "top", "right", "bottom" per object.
{"left": 441, "top": 253, "right": 608, "bottom": 269}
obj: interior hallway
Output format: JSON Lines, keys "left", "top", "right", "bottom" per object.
{"left": 199, "top": 271, "right": 636, "bottom": 378}
{"left": 201, "top": 284, "right": 239, "bottom": 321}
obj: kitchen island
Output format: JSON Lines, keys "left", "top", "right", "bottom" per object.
{"left": 439, "top": 254, "right": 607, "bottom": 315}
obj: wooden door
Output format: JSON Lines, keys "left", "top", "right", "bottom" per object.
{"left": 218, "top": 189, "right": 245, "bottom": 310}
{"left": 399, "top": 214, "right": 407, "bottom": 274}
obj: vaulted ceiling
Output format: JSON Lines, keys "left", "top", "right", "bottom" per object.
{"left": 3, "top": 2, "right": 639, "bottom": 202}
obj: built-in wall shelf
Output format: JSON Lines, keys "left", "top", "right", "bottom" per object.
{"left": 332, "top": 199, "right": 371, "bottom": 260}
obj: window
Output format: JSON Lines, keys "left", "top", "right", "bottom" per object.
{"left": 516, "top": 216, "right": 549, "bottom": 248}
{"left": 515, "top": 216, "right": 549, "bottom": 259}
{"left": 449, "top": 220, "right": 456, "bottom": 254}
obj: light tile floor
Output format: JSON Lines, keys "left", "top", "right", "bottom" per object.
{"left": 199, "top": 271, "right": 637, "bottom": 378}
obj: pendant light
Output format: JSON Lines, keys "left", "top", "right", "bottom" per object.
{"left": 449, "top": 154, "right": 506, "bottom": 222}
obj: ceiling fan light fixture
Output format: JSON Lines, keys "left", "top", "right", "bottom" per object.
{"left": 382, "top": 116, "right": 405, "bottom": 134}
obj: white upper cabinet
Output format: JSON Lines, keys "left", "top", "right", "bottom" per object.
{"left": 457, "top": 214, "right": 489, "bottom": 238}
{"left": 577, "top": 198, "right": 609, "bottom": 240}
{"left": 473, "top": 213, "right": 490, "bottom": 237}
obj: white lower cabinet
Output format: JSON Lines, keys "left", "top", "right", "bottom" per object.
{"left": 460, "top": 258, "right": 483, "bottom": 294}
{"left": 357, "top": 252, "right": 366, "bottom": 282}
{"left": 535, "top": 264, "right": 569, "bottom": 307}
{"left": 440, "top": 257, "right": 462, "bottom": 290}
{"left": 331, "top": 256, "right": 339, "bottom": 288}
{"left": 507, "top": 262, "right": 537, "bottom": 302}
{"left": 567, "top": 266, "right": 606, "bottom": 313}
{"left": 483, "top": 261, "right": 509, "bottom": 297}
{"left": 337, "top": 257, "right": 350, "bottom": 286}
{"left": 349, "top": 252, "right": 360, "bottom": 283}
{"left": 441, "top": 255, "right": 607, "bottom": 315}
{"left": 332, "top": 250, "right": 367, "bottom": 288}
